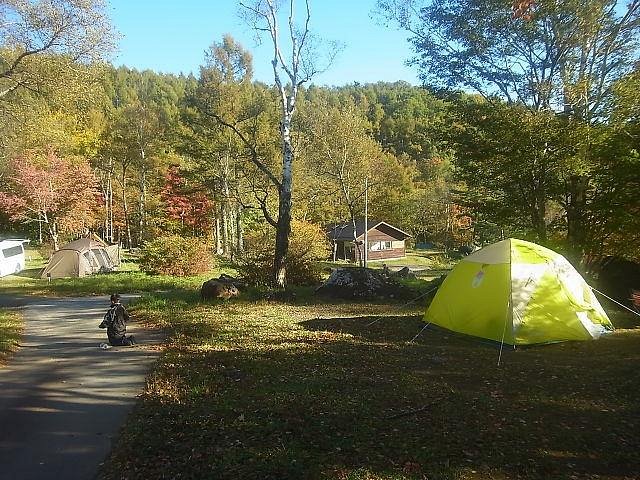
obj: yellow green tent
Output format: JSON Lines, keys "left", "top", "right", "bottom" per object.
{"left": 425, "top": 238, "right": 613, "bottom": 345}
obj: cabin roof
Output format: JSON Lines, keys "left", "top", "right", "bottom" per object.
{"left": 327, "top": 220, "right": 411, "bottom": 242}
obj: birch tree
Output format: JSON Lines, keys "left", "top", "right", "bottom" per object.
{"left": 236, "top": 0, "right": 336, "bottom": 287}
{"left": 0, "top": 0, "right": 114, "bottom": 99}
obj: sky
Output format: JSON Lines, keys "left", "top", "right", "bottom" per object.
{"left": 107, "top": 0, "right": 419, "bottom": 87}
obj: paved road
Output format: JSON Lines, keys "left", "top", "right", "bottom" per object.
{"left": 0, "top": 295, "right": 164, "bottom": 480}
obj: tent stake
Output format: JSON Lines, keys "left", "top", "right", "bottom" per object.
{"left": 409, "top": 322, "right": 431, "bottom": 343}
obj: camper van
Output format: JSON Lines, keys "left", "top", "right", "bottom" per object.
{"left": 0, "top": 239, "right": 29, "bottom": 277}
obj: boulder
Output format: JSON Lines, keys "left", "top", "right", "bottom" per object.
{"left": 201, "top": 278, "right": 240, "bottom": 300}
{"left": 316, "top": 267, "right": 408, "bottom": 299}
{"left": 393, "top": 266, "right": 416, "bottom": 279}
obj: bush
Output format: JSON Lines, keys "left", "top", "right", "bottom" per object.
{"left": 238, "top": 220, "right": 330, "bottom": 286}
{"left": 139, "top": 236, "right": 214, "bottom": 276}
{"left": 429, "top": 254, "right": 455, "bottom": 270}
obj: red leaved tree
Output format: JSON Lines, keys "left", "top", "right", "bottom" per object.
{"left": 0, "top": 149, "right": 100, "bottom": 250}
{"left": 512, "top": 0, "right": 536, "bottom": 19}
{"left": 161, "top": 165, "right": 215, "bottom": 236}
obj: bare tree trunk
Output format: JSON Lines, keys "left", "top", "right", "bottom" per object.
{"left": 228, "top": 207, "right": 236, "bottom": 261}
{"left": 108, "top": 173, "right": 114, "bottom": 243}
{"left": 222, "top": 137, "right": 233, "bottom": 258}
{"left": 48, "top": 217, "right": 59, "bottom": 251}
{"left": 273, "top": 124, "right": 294, "bottom": 287}
{"left": 236, "top": 204, "right": 244, "bottom": 255}
{"left": 121, "top": 164, "right": 133, "bottom": 249}
{"left": 351, "top": 217, "right": 362, "bottom": 265}
{"left": 223, "top": 175, "right": 235, "bottom": 259}
{"left": 566, "top": 175, "right": 589, "bottom": 260}
{"left": 100, "top": 164, "right": 114, "bottom": 244}
{"left": 215, "top": 217, "right": 222, "bottom": 255}
{"left": 220, "top": 199, "right": 229, "bottom": 257}
{"left": 274, "top": 182, "right": 292, "bottom": 286}
{"left": 138, "top": 154, "right": 146, "bottom": 246}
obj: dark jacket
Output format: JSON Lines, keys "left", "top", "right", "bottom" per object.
{"left": 100, "top": 303, "right": 130, "bottom": 341}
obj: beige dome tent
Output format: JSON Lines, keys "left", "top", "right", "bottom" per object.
{"left": 41, "top": 238, "right": 114, "bottom": 279}
{"left": 85, "top": 233, "right": 121, "bottom": 267}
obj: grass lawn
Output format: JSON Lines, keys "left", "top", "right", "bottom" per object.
{"left": 324, "top": 249, "right": 455, "bottom": 272}
{"left": 0, "top": 308, "right": 22, "bottom": 365}
{"left": 0, "top": 248, "right": 236, "bottom": 297}
{"left": 98, "top": 292, "right": 640, "bottom": 480}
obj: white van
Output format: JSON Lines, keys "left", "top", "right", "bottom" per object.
{"left": 0, "top": 239, "right": 30, "bottom": 277}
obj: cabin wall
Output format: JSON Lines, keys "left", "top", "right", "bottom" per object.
{"left": 362, "top": 227, "right": 406, "bottom": 261}
{"left": 330, "top": 225, "right": 408, "bottom": 263}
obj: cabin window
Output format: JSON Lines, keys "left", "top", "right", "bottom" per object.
{"left": 369, "top": 241, "right": 392, "bottom": 251}
{"left": 2, "top": 246, "right": 23, "bottom": 258}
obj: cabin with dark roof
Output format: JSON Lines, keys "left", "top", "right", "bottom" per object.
{"left": 327, "top": 220, "right": 411, "bottom": 262}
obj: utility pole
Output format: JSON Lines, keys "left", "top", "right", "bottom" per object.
{"left": 364, "top": 178, "right": 368, "bottom": 268}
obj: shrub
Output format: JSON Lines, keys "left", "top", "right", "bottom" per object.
{"left": 429, "top": 254, "right": 455, "bottom": 270}
{"left": 139, "top": 235, "right": 214, "bottom": 276}
{"left": 238, "top": 220, "right": 330, "bottom": 286}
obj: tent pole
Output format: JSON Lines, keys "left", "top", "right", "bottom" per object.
{"left": 498, "top": 245, "right": 513, "bottom": 366}
{"left": 497, "top": 320, "right": 508, "bottom": 366}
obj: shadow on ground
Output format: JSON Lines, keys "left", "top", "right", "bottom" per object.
{"left": 101, "top": 306, "right": 640, "bottom": 480}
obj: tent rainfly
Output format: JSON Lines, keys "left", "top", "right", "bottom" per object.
{"left": 425, "top": 238, "right": 614, "bottom": 346}
{"left": 41, "top": 238, "right": 114, "bottom": 279}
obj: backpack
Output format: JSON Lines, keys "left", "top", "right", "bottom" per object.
{"left": 100, "top": 305, "right": 117, "bottom": 328}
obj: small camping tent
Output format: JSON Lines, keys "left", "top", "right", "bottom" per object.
{"left": 41, "top": 238, "right": 114, "bottom": 279}
{"left": 425, "top": 238, "right": 613, "bottom": 345}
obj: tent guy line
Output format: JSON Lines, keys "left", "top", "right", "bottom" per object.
{"left": 591, "top": 286, "right": 640, "bottom": 317}
{"left": 365, "top": 285, "right": 441, "bottom": 328}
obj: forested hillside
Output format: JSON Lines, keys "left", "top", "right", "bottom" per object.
{"left": 2, "top": 0, "right": 639, "bottom": 274}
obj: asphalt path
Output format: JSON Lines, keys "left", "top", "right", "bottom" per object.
{"left": 0, "top": 295, "right": 164, "bottom": 480}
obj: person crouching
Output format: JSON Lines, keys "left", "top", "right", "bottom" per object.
{"left": 99, "top": 294, "right": 136, "bottom": 346}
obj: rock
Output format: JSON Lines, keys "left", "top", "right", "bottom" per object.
{"left": 316, "top": 267, "right": 408, "bottom": 299}
{"left": 201, "top": 278, "right": 240, "bottom": 300}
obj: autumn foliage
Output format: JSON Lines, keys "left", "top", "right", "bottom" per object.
{"left": 161, "top": 165, "right": 214, "bottom": 235}
{"left": 512, "top": 0, "right": 536, "bottom": 19}
{"left": 138, "top": 235, "right": 214, "bottom": 276}
{"left": 0, "top": 149, "right": 99, "bottom": 248}
{"left": 238, "top": 220, "right": 330, "bottom": 286}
